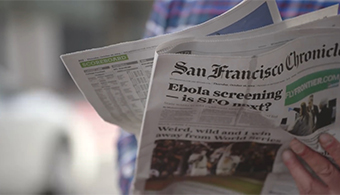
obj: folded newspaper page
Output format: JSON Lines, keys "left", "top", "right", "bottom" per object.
{"left": 60, "top": 0, "right": 283, "bottom": 135}
{"left": 133, "top": 14, "right": 340, "bottom": 194}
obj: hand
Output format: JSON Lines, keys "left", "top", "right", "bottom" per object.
{"left": 282, "top": 134, "right": 340, "bottom": 194}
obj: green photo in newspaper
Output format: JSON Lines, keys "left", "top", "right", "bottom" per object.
{"left": 281, "top": 68, "right": 340, "bottom": 136}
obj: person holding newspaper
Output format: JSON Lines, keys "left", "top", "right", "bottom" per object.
{"left": 283, "top": 134, "right": 340, "bottom": 194}
{"left": 117, "top": 1, "right": 340, "bottom": 194}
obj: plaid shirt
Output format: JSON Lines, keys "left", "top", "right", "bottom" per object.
{"left": 144, "top": 0, "right": 340, "bottom": 38}
{"left": 118, "top": 1, "right": 340, "bottom": 194}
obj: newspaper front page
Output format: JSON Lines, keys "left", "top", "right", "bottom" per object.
{"left": 60, "top": 0, "right": 283, "bottom": 135}
{"left": 133, "top": 15, "right": 340, "bottom": 194}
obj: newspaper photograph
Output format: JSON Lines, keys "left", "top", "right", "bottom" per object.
{"left": 145, "top": 140, "right": 281, "bottom": 194}
{"left": 133, "top": 24, "right": 340, "bottom": 194}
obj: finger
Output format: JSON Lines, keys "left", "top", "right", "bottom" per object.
{"left": 282, "top": 150, "right": 327, "bottom": 194}
{"left": 290, "top": 139, "right": 340, "bottom": 189}
{"left": 319, "top": 133, "right": 340, "bottom": 166}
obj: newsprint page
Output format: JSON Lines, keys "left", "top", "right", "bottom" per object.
{"left": 59, "top": 1, "right": 340, "bottom": 194}
{"left": 134, "top": 16, "right": 340, "bottom": 194}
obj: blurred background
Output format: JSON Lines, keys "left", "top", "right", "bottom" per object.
{"left": 0, "top": 1, "right": 153, "bottom": 194}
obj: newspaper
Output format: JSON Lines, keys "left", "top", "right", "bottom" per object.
{"left": 59, "top": 1, "right": 340, "bottom": 194}
{"left": 60, "top": 0, "right": 283, "bottom": 135}
{"left": 133, "top": 14, "right": 340, "bottom": 194}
